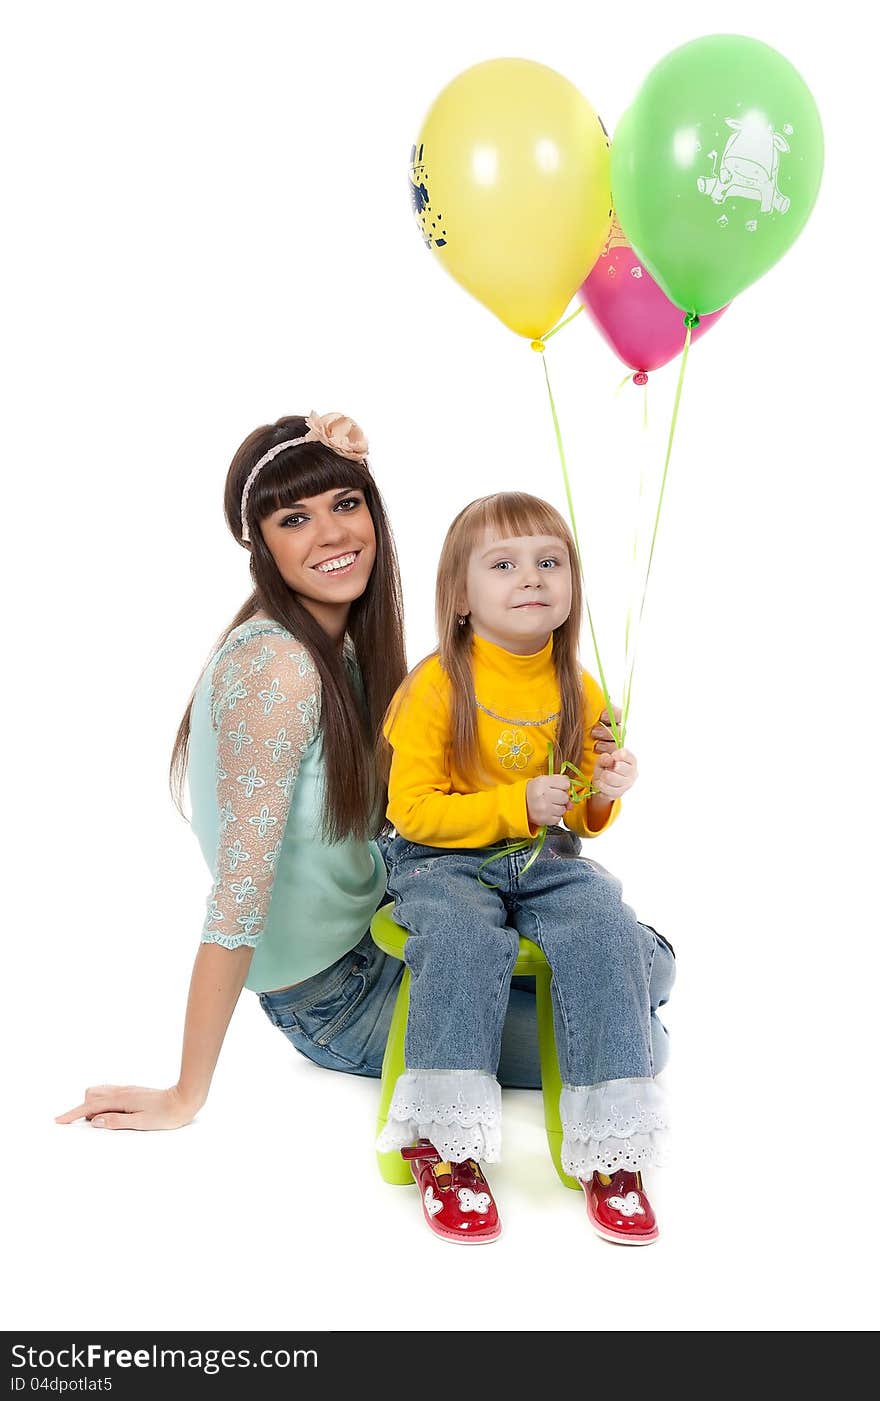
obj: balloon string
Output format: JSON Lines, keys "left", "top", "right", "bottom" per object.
{"left": 542, "top": 303, "right": 584, "bottom": 343}
{"left": 621, "top": 323, "right": 694, "bottom": 737}
{"left": 622, "top": 402, "right": 649, "bottom": 740}
{"left": 540, "top": 350, "right": 622, "bottom": 750}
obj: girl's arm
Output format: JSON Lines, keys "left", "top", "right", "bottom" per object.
{"left": 386, "top": 661, "right": 538, "bottom": 846}
{"left": 55, "top": 941, "right": 253, "bottom": 1130}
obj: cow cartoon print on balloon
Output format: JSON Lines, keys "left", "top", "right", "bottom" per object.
{"left": 409, "top": 143, "right": 447, "bottom": 248}
{"left": 697, "top": 115, "right": 792, "bottom": 221}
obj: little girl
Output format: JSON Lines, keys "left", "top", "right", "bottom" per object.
{"left": 377, "top": 491, "right": 674, "bottom": 1246}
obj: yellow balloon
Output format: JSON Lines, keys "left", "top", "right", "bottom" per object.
{"left": 410, "top": 59, "right": 611, "bottom": 340}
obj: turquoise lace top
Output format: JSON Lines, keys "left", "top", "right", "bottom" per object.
{"left": 188, "top": 617, "right": 386, "bottom": 993}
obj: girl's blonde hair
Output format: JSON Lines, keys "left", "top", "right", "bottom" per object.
{"left": 386, "top": 492, "right": 586, "bottom": 786}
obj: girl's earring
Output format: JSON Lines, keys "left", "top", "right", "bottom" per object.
{"left": 457, "top": 614, "right": 467, "bottom": 627}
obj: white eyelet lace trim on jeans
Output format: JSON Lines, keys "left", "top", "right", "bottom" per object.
{"left": 560, "top": 1077, "right": 669, "bottom": 1177}
{"left": 376, "top": 1069, "right": 502, "bottom": 1163}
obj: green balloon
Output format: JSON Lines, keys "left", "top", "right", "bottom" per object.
{"left": 611, "top": 35, "right": 824, "bottom": 315}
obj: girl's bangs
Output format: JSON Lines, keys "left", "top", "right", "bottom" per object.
{"left": 470, "top": 494, "right": 573, "bottom": 548}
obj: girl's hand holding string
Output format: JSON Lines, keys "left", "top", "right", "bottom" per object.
{"left": 590, "top": 706, "right": 638, "bottom": 799}
{"left": 591, "top": 748, "right": 638, "bottom": 799}
{"left": 526, "top": 774, "right": 574, "bottom": 827}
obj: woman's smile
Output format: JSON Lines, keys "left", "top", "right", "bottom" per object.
{"left": 312, "top": 550, "right": 362, "bottom": 576}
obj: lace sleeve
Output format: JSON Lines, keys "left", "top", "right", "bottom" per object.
{"left": 201, "top": 636, "right": 321, "bottom": 949}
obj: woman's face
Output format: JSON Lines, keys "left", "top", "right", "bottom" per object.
{"left": 259, "top": 485, "right": 377, "bottom": 637}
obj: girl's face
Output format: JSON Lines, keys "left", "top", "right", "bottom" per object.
{"left": 463, "top": 530, "right": 572, "bottom": 654}
{"left": 259, "top": 485, "right": 377, "bottom": 637}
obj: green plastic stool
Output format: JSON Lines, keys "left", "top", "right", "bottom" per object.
{"left": 371, "top": 901, "right": 580, "bottom": 1190}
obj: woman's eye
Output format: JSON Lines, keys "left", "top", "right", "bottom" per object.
{"left": 335, "top": 497, "right": 361, "bottom": 512}
{"left": 280, "top": 514, "right": 306, "bottom": 528}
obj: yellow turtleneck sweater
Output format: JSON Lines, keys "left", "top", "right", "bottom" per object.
{"left": 385, "top": 633, "right": 619, "bottom": 848}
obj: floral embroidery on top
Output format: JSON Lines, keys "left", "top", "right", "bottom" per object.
{"left": 236, "top": 766, "right": 265, "bottom": 799}
{"left": 289, "top": 649, "right": 313, "bottom": 678}
{"left": 496, "top": 729, "right": 534, "bottom": 770}
{"left": 201, "top": 623, "right": 323, "bottom": 951}
{"left": 227, "top": 720, "right": 253, "bottom": 756}
{"left": 265, "top": 728, "right": 292, "bottom": 763}
{"left": 225, "top": 838, "right": 251, "bottom": 871}
{"left": 258, "top": 678, "right": 286, "bottom": 715}
{"left": 297, "top": 693, "right": 320, "bottom": 729}
{"left": 248, "top": 644, "right": 276, "bottom": 677}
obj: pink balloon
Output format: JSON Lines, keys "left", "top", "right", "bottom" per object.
{"left": 578, "top": 217, "right": 727, "bottom": 377}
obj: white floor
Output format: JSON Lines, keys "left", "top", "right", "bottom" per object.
{"left": 13, "top": 982, "right": 877, "bottom": 1333}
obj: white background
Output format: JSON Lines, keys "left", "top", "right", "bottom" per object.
{"left": 3, "top": 0, "right": 878, "bottom": 1333}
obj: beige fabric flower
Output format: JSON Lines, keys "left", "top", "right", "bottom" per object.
{"left": 305, "top": 411, "right": 369, "bottom": 461}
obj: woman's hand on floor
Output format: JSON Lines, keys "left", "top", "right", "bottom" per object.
{"left": 55, "top": 1083, "right": 202, "bottom": 1131}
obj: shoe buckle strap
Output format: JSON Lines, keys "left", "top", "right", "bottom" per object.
{"left": 400, "top": 1144, "right": 441, "bottom": 1164}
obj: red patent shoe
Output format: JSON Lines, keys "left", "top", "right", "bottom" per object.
{"left": 581, "top": 1169, "right": 659, "bottom": 1246}
{"left": 401, "top": 1139, "right": 502, "bottom": 1245}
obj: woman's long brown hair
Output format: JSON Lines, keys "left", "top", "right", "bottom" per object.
{"left": 170, "top": 415, "right": 407, "bottom": 841}
{"left": 384, "top": 493, "right": 584, "bottom": 786}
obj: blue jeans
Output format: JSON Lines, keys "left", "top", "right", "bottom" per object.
{"left": 383, "top": 828, "right": 675, "bottom": 1086}
{"left": 258, "top": 928, "right": 549, "bottom": 1088}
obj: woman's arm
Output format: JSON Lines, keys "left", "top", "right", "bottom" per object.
{"left": 55, "top": 940, "right": 253, "bottom": 1130}
{"left": 57, "top": 632, "right": 322, "bottom": 1131}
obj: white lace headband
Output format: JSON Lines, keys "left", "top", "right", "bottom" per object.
{"left": 240, "top": 410, "right": 369, "bottom": 543}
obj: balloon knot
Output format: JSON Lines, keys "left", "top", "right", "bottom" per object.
{"left": 684, "top": 312, "right": 700, "bottom": 328}
{"left": 633, "top": 372, "right": 649, "bottom": 386}
{"left": 530, "top": 339, "right": 546, "bottom": 353}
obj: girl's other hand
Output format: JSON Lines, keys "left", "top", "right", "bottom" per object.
{"left": 55, "top": 1084, "right": 201, "bottom": 1132}
{"left": 526, "top": 773, "right": 573, "bottom": 826}
{"left": 592, "top": 748, "right": 638, "bottom": 799}
{"left": 590, "top": 705, "right": 623, "bottom": 755}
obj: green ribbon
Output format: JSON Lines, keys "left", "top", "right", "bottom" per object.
{"left": 535, "top": 310, "right": 693, "bottom": 752}
{"left": 620, "top": 322, "right": 693, "bottom": 738}
{"left": 539, "top": 350, "right": 623, "bottom": 751}
{"left": 542, "top": 303, "right": 584, "bottom": 343}
{"left": 621, "top": 379, "right": 650, "bottom": 743}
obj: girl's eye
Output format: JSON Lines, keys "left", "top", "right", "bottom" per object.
{"left": 538, "top": 558, "right": 559, "bottom": 569}
{"left": 492, "top": 560, "right": 513, "bottom": 571}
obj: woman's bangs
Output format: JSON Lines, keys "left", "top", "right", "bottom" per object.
{"left": 249, "top": 444, "right": 370, "bottom": 521}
